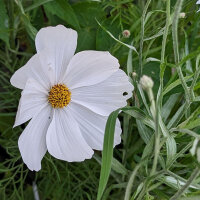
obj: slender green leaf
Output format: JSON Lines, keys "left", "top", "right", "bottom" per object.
{"left": 163, "top": 75, "right": 193, "bottom": 96}
{"left": 127, "top": 41, "right": 133, "bottom": 79}
{"left": 124, "top": 107, "right": 154, "bottom": 129}
{"left": 161, "top": 93, "right": 181, "bottom": 122}
{"left": 111, "top": 158, "right": 128, "bottom": 175}
{"left": 184, "top": 31, "right": 193, "bottom": 74}
{"left": 25, "top": 0, "right": 53, "bottom": 12}
{"left": 44, "top": 0, "right": 80, "bottom": 30}
{"left": 21, "top": 15, "right": 37, "bottom": 40}
{"left": 167, "top": 103, "right": 186, "bottom": 129}
{"left": 136, "top": 120, "right": 153, "bottom": 144}
{"left": 96, "top": 20, "right": 138, "bottom": 54}
{"left": 97, "top": 109, "right": 120, "bottom": 200}
{"left": 166, "top": 136, "right": 177, "bottom": 167}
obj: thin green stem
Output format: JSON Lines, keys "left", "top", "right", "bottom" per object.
{"left": 172, "top": 0, "right": 190, "bottom": 105}
{"left": 124, "top": 157, "right": 149, "bottom": 200}
{"left": 158, "top": 0, "right": 171, "bottom": 105}
{"left": 161, "top": 0, "right": 170, "bottom": 64}
{"left": 14, "top": 0, "right": 25, "bottom": 14}
{"left": 170, "top": 167, "right": 200, "bottom": 200}
{"left": 150, "top": 88, "right": 160, "bottom": 177}
{"left": 124, "top": 164, "right": 142, "bottom": 200}
{"left": 190, "top": 55, "right": 200, "bottom": 99}
{"left": 136, "top": 182, "right": 147, "bottom": 200}
{"left": 150, "top": 125, "right": 160, "bottom": 176}
{"left": 138, "top": 0, "right": 151, "bottom": 79}
{"left": 147, "top": 88, "right": 156, "bottom": 119}
{"left": 150, "top": 0, "right": 170, "bottom": 178}
{"left": 171, "top": 128, "right": 200, "bottom": 140}
{"left": 137, "top": 170, "right": 165, "bottom": 200}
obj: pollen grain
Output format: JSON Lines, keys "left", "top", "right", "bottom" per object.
{"left": 48, "top": 84, "right": 71, "bottom": 108}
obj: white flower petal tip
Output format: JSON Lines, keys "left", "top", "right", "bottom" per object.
{"left": 14, "top": 78, "right": 48, "bottom": 128}
{"left": 35, "top": 25, "right": 78, "bottom": 82}
{"left": 35, "top": 25, "right": 78, "bottom": 53}
{"left": 10, "top": 52, "right": 56, "bottom": 90}
{"left": 46, "top": 109, "right": 94, "bottom": 162}
{"left": 18, "top": 106, "right": 52, "bottom": 171}
{"left": 10, "top": 66, "right": 29, "bottom": 90}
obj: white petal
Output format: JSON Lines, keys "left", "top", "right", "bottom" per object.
{"left": 69, "top": 103, "right": 121, "bottom": 150}
{"left": 197, "top": 0, "right": 200, "bottom": 4}
{"left": 10, "top": 64, "right": 29, "bottom": 89}
{"left": 18, "top": 105, "right": 52, "bottom": 171}
{"left": 35, "top": 25, "right": 77, "bottom": 82}
{"left": 62, "top": 51, "right": 119, "bottom": 89}
{"left": 10, "top": 52, "right": 54, "bottom": 90}
{"left": 46, "top": 108, "right": 94, "bottom": 162}
{"left": 14, "top": 78, "right": 48, "bottom": 127}
{"left": 71, "top": 69, "right": 133, "bottom": 116}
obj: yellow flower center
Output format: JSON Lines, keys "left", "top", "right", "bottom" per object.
{"left": 48, "top": 84, "right": 71, "bottom": 108}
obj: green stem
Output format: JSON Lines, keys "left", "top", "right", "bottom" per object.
{"left": 136, "top": 180, "right": 148, "bottom": 200}
{"left": 170, "top": 167, "right": 200, "bottom": 200}
{"left": 136, "top": 171, "right": 164, "bottom": 200}
{"left": 150, "top": 0, "right": 171, "bottom": 178}
{"left": 124, "top": 157, "right": 149, "bottom": 200}
{"left": 160, "top": 0, "right": 170, "bottom": 64}
{"left": 138, "top": 0, "right": 152, "bottom": 79}
{"left": 147, "top": 88, "right": 156, "bottom": 119}
{"left": 14, "top": 0, "right": 25, "bottom": 14}
{"left": 150, "top": 89, "right": 160, "bottom": 177}
{"left": 150, "top": 126, "right": 160, "bottom": 176}
{"left": 190, "top": 55, "right": 200, "bottom": 99}
{"left": 124, "top": 164, "right": 142, "bottom": 200}
{"left": 172, "top": 0, "right": 190, "bottom": 105}
{"left": 158, "top": 0, "right": 171, "bottom": 106}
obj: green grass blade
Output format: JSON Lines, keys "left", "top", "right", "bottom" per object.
{"left": 161, "top": 93, "right": 181, "bottom": 122}
{"left": 96, "top": 20, "right": 138, "bottom": 54}
{"left": 97, "top": 109, "right": 120, "bottom": 200}
{"left": 44, "top": 0, "right": 80, "bottom": 30}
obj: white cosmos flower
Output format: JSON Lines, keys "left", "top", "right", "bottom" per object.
{"left": 10, "top": 25, "right": 133, "bottom": 171}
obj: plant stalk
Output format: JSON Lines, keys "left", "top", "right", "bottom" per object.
{"left": 138, "top": 0, "right": 152, "bottom": 79}
{"left": 170, "top": 167, "right": 200, "bottom": 200}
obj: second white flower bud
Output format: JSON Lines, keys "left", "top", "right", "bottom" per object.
{"left": 140, "top": 75, "right": 154, "bottom": 90}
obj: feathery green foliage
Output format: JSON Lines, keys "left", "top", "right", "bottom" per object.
{"left": 0, "top": 0, "right": 200, "bottom": 199}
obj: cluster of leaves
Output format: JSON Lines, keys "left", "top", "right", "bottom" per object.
{"left": 0, "top": 0, "right": 200, "bottom": 199}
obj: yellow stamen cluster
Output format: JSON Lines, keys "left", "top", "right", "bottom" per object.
{"left": 48, "top": 84, "right": 71, "bottom": 108}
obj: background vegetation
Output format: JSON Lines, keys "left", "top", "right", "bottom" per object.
{"left": 0, "top": 0, "right": 200, "bottom": 199}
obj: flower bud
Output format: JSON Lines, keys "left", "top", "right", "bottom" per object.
{"left": 132, "top": 72, "right": 137, "bottom": 78}
{"left": 122, "top": 30, "right": 130, "bottom": 38}
{"left": 140, "top": 75, "right": 154, "bottom": 90}
{"left": 179, "top": 12, "right": 186, "bottom": 18}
